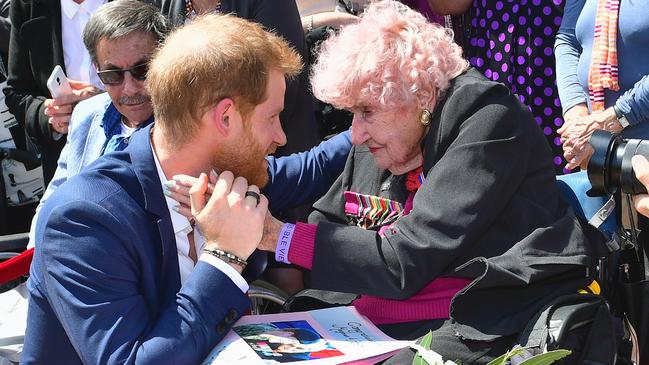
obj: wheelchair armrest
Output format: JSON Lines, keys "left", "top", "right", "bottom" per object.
{"left": 0, "top": 232, "right": 29, "bottom": 253}
{"left": 548, "top": 299, "right": 601, "bottom": 346}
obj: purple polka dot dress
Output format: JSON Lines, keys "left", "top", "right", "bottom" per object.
{"left": 461, "top": 0, "right": 567, "bottom": 173}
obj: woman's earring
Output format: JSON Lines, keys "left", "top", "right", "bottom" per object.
{"left": 419, "top": 109, "right": 432, "bottom": 126}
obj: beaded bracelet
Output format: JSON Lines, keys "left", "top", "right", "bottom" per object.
{"left": 203, "top": 248, "right": 247, "bottom": 269}
{"left": 307, "top": 16, "right": 314, "bottom": 33}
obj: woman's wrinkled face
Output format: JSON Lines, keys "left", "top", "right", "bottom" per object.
{"left": 349, "top": 104, "right": 427, "bottom": 175}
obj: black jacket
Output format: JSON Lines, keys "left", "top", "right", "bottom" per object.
{"left": 3, "top": 0, "right": 66, "bottom": 184}
{"left": 307, "top": 68, "right": 605, "bottom": 340}
{"left": 156, "top": 0, "right": 320, "bottom": 156}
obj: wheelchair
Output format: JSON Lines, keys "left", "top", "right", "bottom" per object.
{"left": 511, "top": 172, "right": 646, "bottom": 364}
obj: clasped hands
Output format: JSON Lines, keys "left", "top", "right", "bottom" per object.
{"left": 559, "top": 104, "right": 622, "bottom": 170}
{"left": 165, "top": 171, "right": 281, "bottom": 270}
{"left": 44, "top": 79, "right": 102, "bottom": 134}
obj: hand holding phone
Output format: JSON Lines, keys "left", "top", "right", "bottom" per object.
{"left": 46, "top": 65, "right": 73, "bottom": 97}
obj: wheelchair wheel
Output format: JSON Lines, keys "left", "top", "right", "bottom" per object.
{"left": 248, "top": 280, "right": 288, "bottom": 315}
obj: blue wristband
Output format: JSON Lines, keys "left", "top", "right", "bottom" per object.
{"left": 275, "top": 223, "right": 295, "bottom": 264}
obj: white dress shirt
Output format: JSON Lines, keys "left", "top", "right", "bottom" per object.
{"left": 151, "top": 144, "right": 249, "bottom": 292}
{"left": 60, "top": 0, "right": 105, "bottom": 89}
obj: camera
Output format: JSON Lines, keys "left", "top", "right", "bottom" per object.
{"left": 587, "top": 130, "right": 649, "bottom": 196}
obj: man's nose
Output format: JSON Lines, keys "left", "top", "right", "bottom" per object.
{"left": 274, "top": 119, "right": 287, "bottom": 147}
{"left": 122, "top": 72, "right": 142, "bottom": 96}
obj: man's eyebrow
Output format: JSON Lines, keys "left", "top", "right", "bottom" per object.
{"left": 102, "top": 58, "right": 150, "bottom": 70}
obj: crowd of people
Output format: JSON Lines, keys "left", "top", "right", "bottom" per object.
{"left": 0, "top": 0, "right": 648, "bottom": 364}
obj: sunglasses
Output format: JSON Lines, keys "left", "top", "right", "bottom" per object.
{"left": 97, "top": 62, "right": 149, "bottom": 85}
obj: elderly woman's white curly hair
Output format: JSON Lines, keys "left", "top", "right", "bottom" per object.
{"left": 310, "top": 0, "right": 468, "bottom": 112}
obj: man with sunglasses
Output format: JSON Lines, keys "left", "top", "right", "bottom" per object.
{"left": 25, "top": 0, "right": 167, "bottom": 247}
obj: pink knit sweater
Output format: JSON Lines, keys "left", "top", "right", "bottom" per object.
{"left": 288, "top": 223, "right": 471, "bottom": 325}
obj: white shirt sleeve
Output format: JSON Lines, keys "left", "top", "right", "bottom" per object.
{"left": 199, "top": 254, "right": 250, "bottom": 293}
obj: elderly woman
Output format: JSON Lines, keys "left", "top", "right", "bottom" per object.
{"left": 187, "top": 1, "right": 601, "bottom": 362}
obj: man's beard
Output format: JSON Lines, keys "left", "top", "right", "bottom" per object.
{"left": 211, "top": 132, "right": 274, "bottom": 188}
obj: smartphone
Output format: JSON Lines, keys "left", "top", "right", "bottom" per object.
{"left": 46, "top": 65, "right": 72, "bottom": 97}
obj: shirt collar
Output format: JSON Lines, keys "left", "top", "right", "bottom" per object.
{"left": 151, "top": 139, "right": 193, "bottom": 236}
{"left": 101, "top": 102, "right": 154, "bottom": 144}
{"left": 61, "top": 0, "right": 106, "bottom": 19}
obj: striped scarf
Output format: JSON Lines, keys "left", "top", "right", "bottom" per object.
{"left": 588, "top": 0, "right": 621, "bottom": 112}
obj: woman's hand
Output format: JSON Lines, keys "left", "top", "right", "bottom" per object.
{"left": 190, "top": 170, "right": 268, "bottom": 261}
{"left": 258, "top": 212, "right": 284, "bottom": 253}
{"left": 559, "top": 105, "right": 620, "bottom": 169}
{"left": 558, "top": 103, "right": 589, "bottom": 138}
{"left": 164, "top": 172, "right": 218, "bottom": 218}
{"left": 560, "top": 114, "right": 599, "bottom": 169}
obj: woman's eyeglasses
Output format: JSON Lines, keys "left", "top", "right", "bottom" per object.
{"left": 97, "top": 62, "right": 149, "bottom": 86}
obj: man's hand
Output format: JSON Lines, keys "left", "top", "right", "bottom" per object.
{"left": 45, "top": 79, "right": 103, "bottom": 134}
{"left": 258, "top": 212, "right": 284, "bottom": 253}
{"left": 189, "top": 170, "right": 267, "bottom": 261}
{"left": 632, "top": 155, "right": 649, "bottom": 218}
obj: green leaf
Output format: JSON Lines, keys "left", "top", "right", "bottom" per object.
{"left": 419, "top": 331, "right": 433, "bottom": 350}
{"left": 485, "top": 347, "right": 531, "bottom": 365}
{"left": 412, "top": 331, "right": 434, "bottom": 365}
{"left": 518, "top": 350, "right": 572, "bottom": 365}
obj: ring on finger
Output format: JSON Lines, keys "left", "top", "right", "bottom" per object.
{"left": 244, "top": 190, "right": 260, "bottom": 206}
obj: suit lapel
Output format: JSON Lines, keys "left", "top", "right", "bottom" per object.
{"left": 81, "top": 113, "right": 107, "bottom": 170}
{"left": 127, "top": 124, "right": 181, "bottom": 301}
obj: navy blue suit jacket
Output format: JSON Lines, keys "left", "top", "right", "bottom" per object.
{"left": 22, "top": 124, "right": 351, "bottom": 364}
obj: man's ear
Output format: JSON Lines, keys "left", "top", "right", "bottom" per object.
{"left": 212, "top": 98, "right": 235, "bottom": 136}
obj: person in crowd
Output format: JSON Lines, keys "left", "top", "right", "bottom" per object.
{"left": 399, "top": 0, "right": 445, "bottom": 23}
{"left": 297, "top": 0, "right": 360, "bottom": 33}
{"left": 22, "top": 14, "right": 309, "bottom": 364}
{"left": 25, "top": 0, "right": 351, "bottom": 251}
{"left": 0, "top": 0, "right": 43, "bottom": 234}
{"left": 23, "top": 0, "right": 167, "bottom": 246}
{"left": 424, "top": 0, "right": 470, "bottom": 15}
{"left": 4, "top": 0, "right": 106, "bottom": 185}
{"left": 429, "top": 0, "right": 568, "bottom": 173}
{"left": 297, "top": 0, "right": 444, "bottom": 34}
{"left": 556, "top": 0, "right": 649, "bottom": 170}
{"left": 190, "top": 2, "right": 601, "bottom": 363}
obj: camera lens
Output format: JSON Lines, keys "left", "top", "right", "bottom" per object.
{"left": 587, "top": 130, "right": 649, "bottom": 196}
